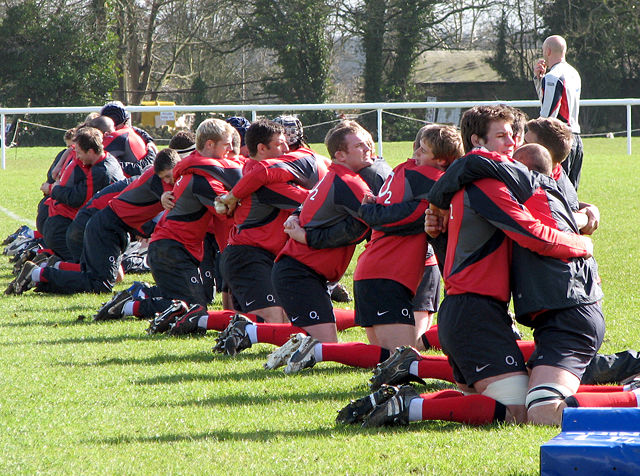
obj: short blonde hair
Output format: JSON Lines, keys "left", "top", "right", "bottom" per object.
{"left": 196, "top": 118, "right": 233, "bottom": 151}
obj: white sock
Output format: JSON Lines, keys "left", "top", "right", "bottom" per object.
{"left": 197, "top": 315, "right": 208, "bottom": 329}
{"left": 122, "top": 301, "right": 135, "bottom": 317}
{"left": 31, "top": 267, "right": 41, "bottom": 283}
{"left": 409, "top": 361, "right": 420, "bottom": 377}
{"left": 313, "top": 343, "right": 323, "bottom": 362}
{"left": 408, "top": 397, "right": 423, "bottom": 422}
{"left": 246, "top": 324, "right": 258, "bottom": 344}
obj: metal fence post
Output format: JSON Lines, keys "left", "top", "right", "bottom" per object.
{"left": 627, "top": 104, "right": 632, "bottom": 156}
{"left": 1, "top": 113, "right": 5, "bottom": 170}
{"left": 377, "top": 108, "right": 383, "bottom": 158}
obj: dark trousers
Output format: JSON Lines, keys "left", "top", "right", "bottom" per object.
{"left": 43, "top": 215, "right": 73, "bottom": 261}
{"left": 65, "top": 208, "right": 98, "bottom": 263}
{"left": 38, "top": 207, "right": 129, "bottom": 294}
{"left": 581, "top": 350, "right": 640, "bottom": 385}
{"left": 36, "top": 197, "right": 49, "bottom": 235}
{"left": 562, "top": 134, "right": 583, "bottom": 191}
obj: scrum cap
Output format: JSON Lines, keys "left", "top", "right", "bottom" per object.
{"left": 273, "top": 115, "right": 304, "bottom": 147}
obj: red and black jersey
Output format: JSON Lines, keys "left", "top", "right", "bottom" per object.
{"left": 357, "top": 157, "right": 393, "bottom": 194}
{"left": 48, "top": 152, "right": 124, "bottom": 220}
{"left": 428, "top": 150, "right": 591, "bottom": 302}
{"left": 83, "top": 177, "right": 134, "bottom": 212}
{"left": 552, "top": 164, "right": 579, "bottom": 211}
{"left": 103, "top": 126, "right": 151, "bottom": 177}
{"left": 354, "top": 159, "right": 443, "bottom": 292}
{"left": 208, "top": 213, "right": 234, "bottom": 252}
{"left": 227, "top": 159, "right": 309, "bottom": 255}
{"left": 302, "top": 159, "right": 393, "bottom": 249}
{"left": 512, "top": 178, "right": 602, "bottom": 319}
{"left": 46, "top": 148, "right": 69, "bottom": 184}
{"left": 231, "top": 146, "right": 329, "bottom": 199}
{"left": 277, "top": 163, "right": 371, "bottom": 282}
{"left": 430, "top": 150, "right": 601, "bottom": 317}
{"left": 70, "top": 177, "right": 135, "bottom": 237}
{"left": 150, "top": 151, "right": 243, "bottom": 261}
{"left": 108, "top": 167, "right": 173, "bottom": 237}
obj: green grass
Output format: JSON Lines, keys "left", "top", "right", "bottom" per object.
{"left": 0, "top": 139, "right": 639, "bottom": 475}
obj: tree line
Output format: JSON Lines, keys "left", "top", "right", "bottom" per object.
{"left": 0, "top": 1, "right": 638, "bottom": 134}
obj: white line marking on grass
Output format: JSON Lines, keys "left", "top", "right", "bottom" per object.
{"left": 0, "top": 205, "right": 36, "bottom": 228}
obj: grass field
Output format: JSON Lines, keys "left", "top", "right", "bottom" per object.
{"left": 0, "top": 139, "right": 639, "bottom": 475}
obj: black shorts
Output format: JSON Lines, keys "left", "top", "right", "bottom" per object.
{"left": 148, "top": 239, "right": 207, "bottom": 307}
{"left": 437, "top": 294, "right": 526, "bottom": 387}
{"left": 272, "top": 255, "right": 334, "bottom": 327}
{"left": 527, "top": 301, "right": 605, "bottom": 380}
{"left": 219, "top": 244, "right": 280, "bottom": 312}
{"left": 354, "top": 279, "right": 415, "bottom": 327}
{"left": 412, "top": 264, "right": 441, "bottom": 312}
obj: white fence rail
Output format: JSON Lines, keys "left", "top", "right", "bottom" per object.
{"left": 2, "top": 98, "right": 639, "bottom": 169}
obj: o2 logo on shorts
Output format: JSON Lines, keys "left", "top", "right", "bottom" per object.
{"left": 505, "top": 355, "right": 517, "bottom": 366}
{"left": 401, "top": 308, "right": 410, "bottom": 318}
{"left": 204, "top": 271, "right": 212, "bottom": 278}
{"left": 266, "top": 294, "right": 275, "bottom": 303}
{"left": 309, "top": 311, "right": 319, "bottom": 320}
{"left": 190, "top": 276, "right": 198, "bottom": 284}
{"left": 108, "top": 256, "right": 115, "bottom": 263}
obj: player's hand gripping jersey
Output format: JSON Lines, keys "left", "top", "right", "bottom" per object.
{"left": 227, "top": 158, "right": 311, "bottom": 256}
{"left": 355, "top": 159, "right": 444, "bottom": 293}
{"left": 150, "top": 151, "right": 243, "bottom": 261}
{"left": 427, "top": 149, "right": 591, "bottom": 302}
{"left": 425, "top": 150, "right": 601, "bottom": 318}
{"left": 277, "top": 162, "right": 372, "bottom": 282}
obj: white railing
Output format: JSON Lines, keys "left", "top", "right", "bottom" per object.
{"left": 2, "top": 98, "right": 639, "bottom": 169}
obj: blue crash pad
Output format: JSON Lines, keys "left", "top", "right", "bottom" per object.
{"left": 540, "top": 408, "right": 640, "bottom": 476}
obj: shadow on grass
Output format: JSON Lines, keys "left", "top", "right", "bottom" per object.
{"left": 92, "top": 418, "right": 494, "bottom": 446}
{"left": 1, "top": 299, "right": 92, "bottom": 313}
{"left": 136, "top": 364, "right": 361, "bottom": 387}
{"left": 95, "top": 426, "right": 344, "bottom": 445}
{"left": 34, "top": 333, "right": 156, "bottom": 346}
{"left": 54, "top": 351, "right": 218, "bottom": 366}
{"left": 173, "top": 388, "right": 365, "bottom": 407}
{"left": 0, "top": 311, "right": 111, "bottom": 328}
{"left": 0, "top": 318, "right": 70, "bottom": 328}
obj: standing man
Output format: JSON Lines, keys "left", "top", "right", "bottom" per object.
{"left": 533, "top": 35, "right": 583, "bottom": 190}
